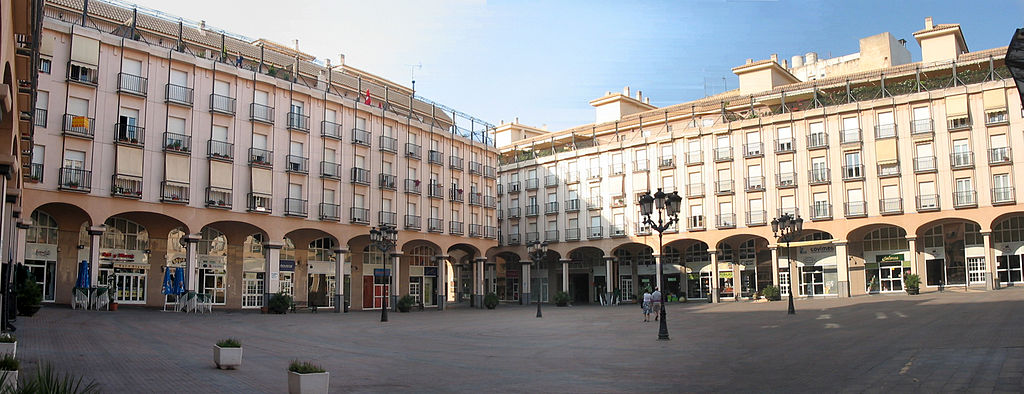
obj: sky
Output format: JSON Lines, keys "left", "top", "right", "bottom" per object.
{"left": 129, "top": 0, "right": 1024, "bottom": 131}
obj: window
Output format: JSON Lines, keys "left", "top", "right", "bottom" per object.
{"left": 993, "top": 173, "right": 1013, "bottom": 203}
{"left": 912, "top": 106, "right": 931, "bottom": 134}
{"left": 952, "top": 139, "right": 970, "bottom": 167}
{"left": 745, "top": 131, "right": 761, "bottom": 156}
{"left": 915, "top": 142, "right": 935, "bottom": 172}
{"left": 844, "top": 152, "right": 862, "bottom": 178}
{"left": 780, "top": 195, "right": 796, "bottom": 216}
{"left": 876, "top": 112, "right": 895, "bottom": 138}
{"left": 776, "top": 127, "right": 793, "bottom": 151}
{"left": 38, "top": 58, "right": 51, "bottom": 74}
{"left": 812, "top": 192, "right": 829, "bottom": 218}
{"left": 810, "top": 157, "right": 827, "bottom": 183}
{"left": 808, "top": 122, "right": 825, "bottom": 147}
{"left": 918, "top": 181, "right": 937, "bottom": 209}
{"left": 955, "top": 178, "right": 975, "bottom": 206}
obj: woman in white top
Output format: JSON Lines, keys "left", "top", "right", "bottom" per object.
{"left": 641, "top": 290, "right": 653, "bottom": 322}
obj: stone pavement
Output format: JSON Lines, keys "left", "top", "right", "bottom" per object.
{"left": 15, "top": 288, "right": 1024, "bottom": 393}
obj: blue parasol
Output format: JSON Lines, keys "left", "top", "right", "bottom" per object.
{"left": 74, "top": 260, "right": 90, "bottom": 289}
{"left": 173, "top": 267, "right": 186, "bottom": 295}
{"left": 161, "top": 268, "right": 174, "bottom": 295}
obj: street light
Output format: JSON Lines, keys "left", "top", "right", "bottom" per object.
{"left": 639, "top": 188, "right": 682, "bottom": 341}
{"left": 370, "top": 224, "right": 398, "bottom": 322}
{"left": 526, "top": 240, "right": 548, "bottom": 318}
{"left": 771, "top": 213, "right": 803, "bottom": 315}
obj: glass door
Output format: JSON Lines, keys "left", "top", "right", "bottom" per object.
{"left": 800, "top": 266, "right": 825, "bottom": 296}
{"left": 997, "top": 255, "right": 1023, "bottom": 284}
{"left": 26, "top": 260, "right": 56, "bottom": 302}
{"left": 779, "top": 268, "right": 791, "bottom": 296}
{"left": 879, "top": 263, "right": 903, "bottom": 292}
{"left": 115, "top": 268, "right": 147, "bottom": 304}
{"left": 967, "top": 257, "right": 987, "bottom": 285}
{"left": 199, "top": 268, "right": 227, "bottom": 305}
{"left": 242, "top": 272, "right": 264, "bottom": 308}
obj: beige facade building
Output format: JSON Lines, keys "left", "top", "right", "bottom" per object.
{"left": 491, "top": 19, "right": 1024, "bottom": 305}
{"left": 22, "top": 0, "right": 499, "bottom": 311}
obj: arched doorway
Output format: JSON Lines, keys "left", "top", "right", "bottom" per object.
{"left": 406, "top": 244, "right": 440, "bottom": 307}
{"left": 87, "top": 217, "right": 150, "bottom": 304}
{"left": 197, "top": 227, "right": 228, "bottom": 305}
{"left": 360, "top": 245, "right": 387, "bottom": 310}
{"left": 306, "top": 237, "right": 336, "bottom": 308}
{"left": 993, "top": 214, "right": 1024, "bottom": 286}
{"left": 568, "top": 247, "right": 603, "bottom": 304}
{"left": 25, "top": 210, "right": 58, "bottom": 302}
{"left": 682, "top": 242, "right": 711, "bottom": 299}
{"left": 783, "top": 231, "right": 837, "bottom": 297}
{"left": 861, "top": 226, "right": 910, "bottom": 294}
{"left": 919, "top": 221, "right": 985, "bottom": 288}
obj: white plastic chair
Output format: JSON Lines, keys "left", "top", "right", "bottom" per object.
{"left": 72, "top": 288, "right": 90, "bottom": 310}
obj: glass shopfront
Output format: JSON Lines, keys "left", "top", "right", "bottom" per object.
{"left": 866, "top": 254, "right": 907, "bottom": 293}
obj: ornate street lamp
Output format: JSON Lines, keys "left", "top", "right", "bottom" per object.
{"left": 639, "top": 188, "right": 682, "bottom": 341}
{"left": 771, "top": 213, "right": 803, "bottom": 315}
{"left": 370, "top": 224, "right": 398, "bottom": 322}
{"left": 527, "top": 240, "right": 548, "bottom": 318}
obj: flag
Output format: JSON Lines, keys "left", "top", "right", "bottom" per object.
{"left": 364, "top": 89, "right": 372, "bottom": 105}
{"left": 1006, "top": 29, "right": 1024, "bottom": 108}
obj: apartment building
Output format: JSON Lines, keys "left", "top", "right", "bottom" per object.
{"left": 491, "top": 19, "right": 1024, "bottom": 305}
{"left": 21, "top": 0, "right": 498, "bottom": 310}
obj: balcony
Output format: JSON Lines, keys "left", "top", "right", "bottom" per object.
{"left": 566, "top": 199, "right": 581, "bottom": 212}
{"left": 685, "top": 152, "right": 702, "bottom": 165}
{"left": 484, "top": 196, "right": 497, "bottom": 208}
{"left": 507, "top": 207, "right": 521, "bottom": 218}
{"left": 379, "top": 211, "right": 397, "bottom": 226}
{"left": 986, "top": 110, "right": 1009, "bottom": 126}
{"left": 428, "top": 183, "right": 444, "bottom": 198}
{"left": 777, "top": 207, "right": 799, "bottom": 217}
{"left": 807, "top": 133, "right": 828, "bottom": 149}
{"left": 508, "top": 181, "right": 521, "bottom": 193}
{"left": 525, "top": 204, "right": 539, "bottom": 216}
{"left": 953, "top": 191, "right": 977, "bottom": 208}
{"left": 320, "top": 203, "right": 340, "bottom": 221}
{"left": 716, "top": 214, "right": 736, "bottom": 229}
{"left": 843, "top": 200, "right": 868, "bottom": 216}
{"left": 525, "top": 178, "right": 539, "bottom": 190}
{"left": 449, "top": 221, "right": 464, "bottom": 235}
{"left": 713, "top": 147, "right": 733, "bottom": 162}
{"left": 916, "top": 194, "right": 940, "bottom": 212}
{"left": 469, "top": 192, "right": 482, "bottom": 206}
{"left": 775, "top": 138, "right": 795, "bottom": 153}
{"left": 545, "top": 175, "right": 558, "bottom": 187}
{"left": 160, "top": 181, "right": 189, "bottom": 203}
{"left": 405, "top": 143, "right": 421, "bottom": 159}
{"left": 715, "top": 180, "right": 734, "bottom": 195}
{"left": 840, "top": 128, "right": 862, "bottom": 145}
{"left": 320, "top": 162, "right": 342, "bottom": 179}
{"left": 587, "top": 197, "right": 602, "bottom": 210}
{"left": 686, "top": 183, "right": 704, "bottom": 197}
{"left": 844, "top": 201, "right": 867, "bottom": 218}
{"left": 248, "top": 147, "right": 273, "bottom": 168}
{"left": 992, "top": 187, "right": 1016, "bottom": 205}
{"left": 449, "top": 189, "right": 464, "bottom": 203}
{"left": 428, "top": 218, "right": 444, "bottom": 233}
{"left": 351, "top": 168, "right": 370, "bottom": 185}
{"left": 951, "top": 152, "right": 974, "bottom": 169}
{"left": 744, "top": 142, "right": 763, "bottom": 158}
{"left": 634, "top": 160, "right": 649, "bottom": 172}
{"left": 879, "top": 198, "right": 903, "bottom": 215}
{"left": 111, "top": 174, "right": 143, "bottom": 198}
{"left": 62, "top": 114, "right": 95, "bottom": 139}
{"left": 808, "top": 169, "right": 830, "bottom": 185}
{"left": 874, "top": 124, "right": 897, "bottom": 139}
{"left": 165, "top": 84, "right": 193, "bottom": 107}
{"left": 428, "top": 150, "right": 443, "bottom": 165}
{"left": 285, "top": 198, "right": 307, "bottom": 217}
{"left": 746, "top": 210, "right": 767, "bottom": 226}
{"left": 27, "top": 163, "right": 42, "bottom": 183}
{"left": 842, "top": 165, "right": 864, "bottom": 180}
{"left": 565, "top": 228, "right": 581, "bottom": 241}
{"left": 286, "top": 112, "right": 310, "bottom": 132}
{"left": 484, "top": 226, "right": 498, "bottom": 239}
{"left": 114, "top": 123, "right": 145, "bottom": 146}
{"left": 352, "top": 128, "right": 371, "bottom": 146}
{"left": 913, "top": 157, "right": 937, "bottom": 173}
{"left": 33, "top": 108, "right": 46, "bottom": 127}
{"left": 67, "top": 62, "right": 97, "bottom": 85}
{"left": 379, "top": 174, "right": 397, "bottom": 190}
{"left": 249, "top": 103, "right": 274, "bottom": 124}
{"left": 523, "top": 232, "right": 539, "bottom": 243}
{"left": 588, "top": 168, "right": 602, "bottom": 179}
{"left": 117, "top": 73, "right": 147, "bottom": 96}
{"left": 468, "top": 161, "right": 483, "bottom": 175}
{"left": 565, "top": 173, "right": 580, "bottom": 184}
{"left": 545, "top": 202, "right": 559, "bottom": 214}
{"left": 350, "top": 207, "right": 370, "bottom": 224}
{"left": 321, "top": 121, "right": 343, "bottom": 140}
{"left": 247, "top": 192, "right": 272, "bottom": 213}
{"left": 378, "top": 136, "right": 398, "bottom": 153}
{"left": 776, "top": 173, "right": 797, "bottom": 188}
{"left": 483, "top": 166, "right": 497, "bottom": 178}
{"left": 588, "top": 226, "right": 603, "bottom": 239}
{"left": 286, "top": 155, "right": 308, "bottom": 174}
{"left": 544, "top": 229, "right": 559, "bottom": 242}
{"left": 210, "top": 94, "right": 236, "bottom": 115}
{"left": 609, "top": 225, "right": 626, "bottom": 237}
{"left": 507, "top": 233, "right": 522, "bottom": 245}
{"left": 877, "top": 162, "right": 900, "bottom": 178}
{"left": 745, "top": 176, "right": 764, "bottom": 192}
{"left": 610, "top": 195, "right": 627, "bottom": 208}
{"left": 449, "top": 156, "right": 463, "bottom": 170}
{"left": 810, "top": 203, "right": 831, "bottom": 220}
{"left": 163, "top": 132, "right": 191, "bottom": 154}
{"left": 911, "top": 119, "right": 933, "bottom": 135}
{"left": 404, "top": 179, "right": 421, "bottom": 194}
{"left": 659, "top": 156, "right": 675, "bottom": 168}
{"left": 687, "top": 216, "right": 705, "bottom": 231}
{"left": 989, "top": 148, "right": 1012, "bottom": 165}
{"left": 206, "top": 186, "right": 232, "bottom": 209}
{"left": 635, "top": 223, "right": 651, "bottom": 236}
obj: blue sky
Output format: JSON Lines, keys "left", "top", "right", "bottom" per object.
{"left": 132, "top": 0, "right": 1024, "bottom": 131}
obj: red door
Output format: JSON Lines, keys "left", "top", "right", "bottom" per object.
{"left": 362, "top": 276, "right": 374, "bottom": 308}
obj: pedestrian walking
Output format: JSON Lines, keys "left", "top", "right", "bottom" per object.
{"left": 641, "top": 289, "right": 652, "bottom": 322}
{"left": 651, "top": 287, "right": 663, "bottom": 321}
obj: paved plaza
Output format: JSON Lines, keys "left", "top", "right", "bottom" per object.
{"left": 15, "top": 289, "right": 1024, "bottom": 393}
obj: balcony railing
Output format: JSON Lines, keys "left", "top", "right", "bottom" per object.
{"left": 986, "top": 110, "right": 1009, "bottom": 126}
{"left": 27, "top": 163, "right": 43, "bottom": 182}
{"left": 874, "top": 124, "right": 897, "bottom": 139}
{"left": 716, "top": 214, "right": 736, "bottom": 229}
{"left": 746, "top": 210, "right": 766, "bottom": 226}
{"left": 484, "top": 195, "right": 497, "bottom": 208}
{"left": 587, "top": 197, "right": 602, "bottom": 210}
{"left": 877, "top": 162, "right": 900, "bottom": 177}
{"left": 842, "top": 165, "right": 864, "bottom": 180}
{"left": 507, "top": 233, "right": 522, "bottom": 245}
{"left": 469, "top": 193, "right": 482, "bottom": 206}
{"left": 810, "top": 203, "right": 831, "bottom": 220}
{"left": 114, "top": 123, "right": 145, "bottom": 146}
{"left": 525, "top": 178, "right": 539, "bottom": 190}
{"left": 286, "top": 155, "right": 308, "bottom": 174}
{"left": 609, "top": 225, "right": 626, "bottom": 237}
{"left": 777, "top": 207, "right": 799, "bottom": 217}
{"left": 544, "top": 229, "right": 559, "bottom": 242}
{"left": 350, "top": 207, "right": 370, "bottom": 224}
{"left": 163, "top": 132, "right": 191, "bottom": 154}
{"left": 111, "top": 174, "right": 143, "bottom": 198}
{"left": 808, "top": 169, "right": 830, "bottom": 185}
{"left": 687, "top": 216, "right": 705, "bottom": 231}
{"left": 483, "top": 166, "right": 496, "bottom": 178}
{"left": 545, "top": 175, "right": 558, "bottom": 187}
{"left": 565, "top": 173, "right": 579, "bottom": 184}
{"left": 508, "top": 181, "right": 521, "bottom": 193}
{"left": 427, "top": 218, "right": 443, "bottom": 233}
{"left": 351, "top": 168, "right": 370, "bottom": 185}
{"left": 117, "top": 73, "right": 147, "bottom": 96}
{"left": 287, "top": 112, "right": 310, "bottom": 132}
{"left": 285, "top": 198, "right": 308, "bottom": 217}
{"left": 744, "top": 142, "right": 763, "bottom": 158}
{"left": 844, "top": 201, "right": 867, "bottom": 218}
{"left": 428, "top": 183, "right": 444, "bottom": 198}
{"left": 916, "top": 194, "right": 940, "bottom": 211}
{"left": 776, "top": 172, "right": 796, "bottom": 188}
{"left": 685, "top": 152, "right": 702, "bottom": 165}
{"left": 634, "top": 160, "right": 649, "bottom": 172}
{"left": 507, "top": 207, "right": 521, "bottom": 218}
{"left": 468, "top": 161, "right": 483, "bottom": 175}
{"left": 713, "top": 147, "right": 733, "bottom": 162}
{"left": 319, "top": 203, "right": 340, "bottom": 221}
{"left": 566, "top": 199, "right": 580, "bottom": 211}
{"left": 992, "top": 187, "right": 1016, "bottom": 205}
{"left": 588, "top": 168, "right": 602, "bottom": 179}
{"left": 379, "top": 211, "right": 397, "bottom": 226}
{"left": 428, "top": 150, "right": 443, "bottom": 164}
{"left": 67, "top": 62, "right": 97, "bottom": 85}
{"left": 989, "top": 147, "right": 1012, "bottom": 165}
{"left": 405, "top": 143, "right": 422, "bottom": 159}
{"left": 248, "top": 147, "right": 273, "bottom": 167}
{"left": 635, "top": 223, "right": 651, "bottom": 236}
{"left": 320, "top": 161, "right": 342, "bottom": 179}
{"left": 879, "top": 198, "right": 903, "bottom": 215}
{"left": 62, "top": 114, "right": 95, "bottom": 139}
{"left": 449, "top": 156, "right": 463, "bottom": 170}
{"left": 247, "top": 193, "right": 272, "bottom": 213}
{"left": 165, "top": 84, "right": 193, "bottom": 106}
{"left": 588, "top": 226, "right": 603, "bottom": 239}
{"left": 33, "top": 108, "right": 46, "bottom": 127}
{"left": 160, "top": 181, "right": 189, "bottom": 203}
{"left": 321, "top": 121, "right": 343, "bottom": 140}
{"left": 686, "top": 183, "right": 704, "bottom": 197}
{"left": 953, "top": 191, "right": 977, "bottom": 208}
{"left": 659, "top": 156, "right": 675, "bottom": 168}
{"left": 951, "top": 152, "right": 974, "bottom": 169}
{"left": 745, "top": 176, "right": 764, "bottom": 192}
{"left": 913, "top": 157, "right": 937, "bottom": 173}
{"left": 525, "top": 232, "right": 539, "bottom": 243}
{"left": 379, "top": 136, "right": 397, "bottom": 152}
{"left": 565, "top": 228, "right": 581, "bottom": 241}
{"left": 449, "top": 189, "right": 464, "bottom": 203}
{"left": 405, "top": 179, "right": 422, "bottom": 194}
{"left": 911, "top": 119, "right": 933, "bottom": 135}
{"left": 249, "top": 103, "right": 274, "bottom": 124}
{"left": 525, "top": 204, "right": 539, "bottom": 216}
{"left": 775, "top": 138, "right": 795, "bottom": 153}
{"left": 352, "top": 128, "right": 371, "bottom": 146}
{"left": 807, "top": 133, "right": 828, "bottom": 149}
{"left": 715, "top": 180, "right": 734, "bottom": 195}
{"left": 449, "top": 221, "right": 464, "bottom": 235}
{"left": 379, "top": 174, "right": 397, "bottom": 190}
{"left": 206, "top": 186, "right": 232, "bottom": 209}
{"left": 210, "top": 94, "right": 236, "bottom": 115}
{"left": 545, "top": 202, "right": 559, "bottom": 214}
{"left": 840, "top": 128, "right": 862, "bottom": 144}
{"left": 485, "top": 226, "right": 498, "bottom": 239}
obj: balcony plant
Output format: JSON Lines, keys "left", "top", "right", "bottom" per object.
{"left": 288, "top": 360, "right": 328, "bottom": 394}
{"left": 484, "top": 293, "right": 499, "bottom": 309}
{"left": 214, "top": 338, "right": 242, "bottom": 370}
{"left": 0, "top": 354, "right": 17, "bottom": 391}
{"left": 904, "top": 274, "right": 921, "bottom": 295}
{"left": 553, "top": 291, "right": 570, "bottom": 307}
{"left": 397, "top": 295, "right": 414, "bottom": 313}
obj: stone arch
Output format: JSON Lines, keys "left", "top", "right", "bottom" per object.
{"left": 29, "top": 203, "right": 92, "bottom": 231}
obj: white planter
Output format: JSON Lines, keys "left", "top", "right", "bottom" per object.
{"left": 213, "top": 346, "right": 242, "bottom": 370}
{"left": 1, "top": 370, "right": 16, "bottom": 391}
{"left": 0, "top": 342, "right": 15, "bottom": 357}
{"left": 288, "top": 371, "right": 329, "bottom": 394}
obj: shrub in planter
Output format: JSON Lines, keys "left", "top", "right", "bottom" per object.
{"left": 214, "top": 338, "right": 242, "bottom": 370}
{"left": 16, "top": 266, "right": 43, "bottom": 317}
{"left": 14, "top": 363, "right": 100, "bottom": 393}
{"left": 553, "top": 291, "right": 570, "bottom": 307}
{"left": 0, "top": 354, "right": 17, "bottom": 391}
{"left": 288, "top": 360, "right": 328, "bottom": 394}
{"left": 904, "top": 273, "right": 921, "bottom": 295}
{"left": 484, "top": 293, "right": 499, "bottom": 309}
{"left": 397, "top": 295, "right": 414, "bottom": 313}
{"left": 0, "top": 335, "right": 14, "bottom": 358}
{"left": 268, "top": 292, "right": 292, "bottom": 314}
{"left": 761, "top": 285, "right": 781, "bottom": 301}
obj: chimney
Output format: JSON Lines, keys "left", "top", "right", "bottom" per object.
{"left": 338, "top": 54, "right": 345, "bottom": 66}
{"left": 898, "top": 38, "right": 907, "bottom": 46}
{"left": 293, "top": 39, "right": 300, "bottom": 51}
{"left": 925, "top": 17, "right": 933, "bottom": 30}
{"left": 746, "top": 58, "right": 753, "bottom": 64}
{"left": 199, "top": 20, "right": 206, "bottom": 30}
{"left": 325, "top": 58, "right": 331, "bottom": 67}
{"left": 623, "top": 86, "right": 630, "bottom": 97}
{"left": 782, "top": 59, "right": 788, "bottom": 68}
{"left": 645, "top": 97, "right": 650, "bottom": 105}
{"left": 770, "top": 53, "right": 778, "bottom": 63}
{"left": 514, "top": 116, "right": 519, "bottom": 124}
{"left": 636, "top": 90, "right": 642, "bottom": 101}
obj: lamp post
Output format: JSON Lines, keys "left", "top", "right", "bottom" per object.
{"left": 526, "top": 240, "right": 548, "bottom": 318}
{"left": 771, "top": 213, "right": 803, "bottom": 315}
{"left": 639, "top": 188, "right": 683, "bottom": 341}
{"left": 370, "top": 224, "right": 398, "bottom": 322}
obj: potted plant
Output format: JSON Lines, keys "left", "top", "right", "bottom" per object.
{"left": 288, "top": 360, "right": 328, "bottom": 394}
{"left": 0, "top": 354, "right": 17, "bottom": 391}
{"left": 553, "top": 291, "right": 570, "bottom": 307}
{"left": 484, "top": 293, "right": 499, "bottom": 309}
{"left": 397, "top": 295, "right": 414, "bottom": 313}
{"left": 15, "top": 268, "right": 42, "bottom": 317}
{"left": 904, "top": 273, "right": 921, "bottom": 295}
{"left": 761, "top": 285, "right": 781, "bottom": 301}
{"left": 267, "top": 291, "right": 292, "bottom": 314}
{"left": 214, "top": 338, "right": 242, "bottom": 370}
{"left": 0, "top": 335, "right": 15, "bottom": 357}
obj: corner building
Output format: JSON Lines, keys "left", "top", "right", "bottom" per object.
{"left": 23, "top": 0, "right": 498, "bottom": 310}
{"left": 492, "top": 19, "right": 1024, "bottom": 304}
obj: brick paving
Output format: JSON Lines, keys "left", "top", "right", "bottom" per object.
{"left": 14, "top": 288, "right": 1024, "bottom": 393}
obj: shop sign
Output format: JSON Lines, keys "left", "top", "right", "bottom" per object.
{"left": 26, "top": 243, "right": 57, "bottom": 260}
{"left": 798, "top": 245, "right": 836, "bottom": 266}
{"left": 113, "top": 262, "right": 148, "bottom": 269}
{"left": 373, "top": 268, "right": 392, "bottom": 277}
{"left": 100, "top": 249, "right": 146, "bottom": 265}
{"left": 878, "top": 254, "right": 904, "bottom": 263}
{"left": 425, "top": 267, "right": 438, "bottom": 277}
{"left": 279, "top": 260, "right": 296, "bottom": 272}
{"left": 720, "top": 271, "right": 733, "bottom": 279}
{"left": 667, "top": 277, "right": 677, "bottom": 282}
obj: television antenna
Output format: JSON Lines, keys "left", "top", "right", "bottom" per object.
{"left": 407, "top": 62, "right": 423, "bottom": 92}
